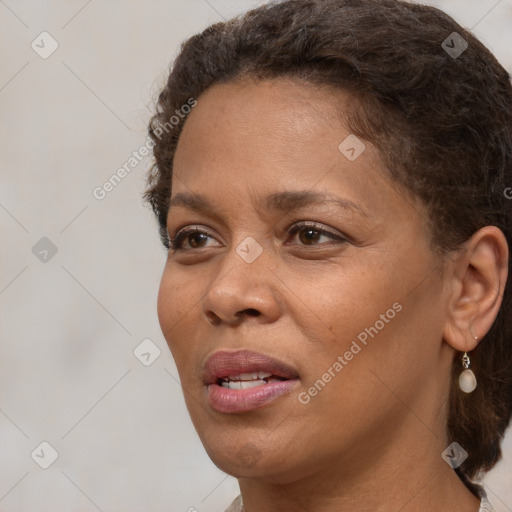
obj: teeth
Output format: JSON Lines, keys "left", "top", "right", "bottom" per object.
{"left": 218, "top": 374, "right": 286, "bottom": 389}
{"left": 226, "top": 371, "right": 273, "bottom": 381}
{"left": 220, "top": 379, "right": 267, "bottom": 389}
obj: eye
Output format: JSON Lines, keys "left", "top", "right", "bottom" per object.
{"left": 169, "top": 226, "right": 220, "bottom": 251}
{"left": 169, "top": 222, "right": 347, "bottom": 252}
{"left": 287, "top": 222, "right": 347, "bottom": 246}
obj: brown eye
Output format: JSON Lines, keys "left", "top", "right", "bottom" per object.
{"left": 288, "top": 222, "right": 346, "bottom": 246}
{"left": 170, "top": 228, "right": 217, "bottom": 251}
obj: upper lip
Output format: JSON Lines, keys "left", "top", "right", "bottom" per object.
{"left": 202, "top": 349, "right": 299, "bottom": 385}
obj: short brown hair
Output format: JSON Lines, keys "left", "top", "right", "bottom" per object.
{"left": 144, "top": 0, "right": 512, "bottom": 486}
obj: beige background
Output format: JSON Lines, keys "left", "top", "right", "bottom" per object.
{"left": 1, "top": 1, "right": 511, "bottom": 511}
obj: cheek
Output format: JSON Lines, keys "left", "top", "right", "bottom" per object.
{"left": 290, "top": 254, "right": 430, "bottom": 385}
{"left": 156, "top": 268, "right": 198, "bottom": 360}
{"left": 288, "top": 259, "right": 399, "bottom": 348}
{"left": 156, "top": 271, "right": 173, "bottom": 338}
{"left": 307, "top": 263, "right": 443, "bottom": 411}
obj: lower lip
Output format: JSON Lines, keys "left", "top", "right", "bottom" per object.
{"left": 207, "top": 379, "right": 300, "bottom": 413}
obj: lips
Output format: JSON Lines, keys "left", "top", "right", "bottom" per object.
{"left": 203, "top": 349, "right": 300, "bottom": 413}
{"left": 203, "top": 349, "right": 299, "bottom": 384}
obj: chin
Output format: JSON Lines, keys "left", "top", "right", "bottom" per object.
{"left": 196, "top": 426, "right": 277, "bottom": 477}
{"left": 198, "top": 425, "right": 315, "bottom": 484}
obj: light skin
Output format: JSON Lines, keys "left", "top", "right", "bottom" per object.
{"left": 157, "top": 77, "right": 509, "bottom": 512}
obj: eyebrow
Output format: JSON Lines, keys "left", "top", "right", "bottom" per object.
{"left": 167, "top": 190, "right": 366, "bottom": 217}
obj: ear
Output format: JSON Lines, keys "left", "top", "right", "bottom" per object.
{"left": 443, "top": 226, "right": 509, "bottom": 352}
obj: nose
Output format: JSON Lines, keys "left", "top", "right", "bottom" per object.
{"left": 201, "top": 244, "right": 282, "bottom": 326}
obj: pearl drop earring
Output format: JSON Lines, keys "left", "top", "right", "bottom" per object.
{"left": 458, "top": 330, "right": 478, "bottom": 393}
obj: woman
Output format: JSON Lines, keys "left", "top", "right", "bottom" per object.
{"left": 144, "top": 0, "right": 512, "bottom": 510}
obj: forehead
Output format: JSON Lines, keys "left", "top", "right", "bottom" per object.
{"left": 179, "top": 76, "right": 354, "bottom": 137}
{"left": 173, "top": 77, "right": 371, "bottom": 182}
{"left": 169, "top": 77, "right": 426, "bottom": 230}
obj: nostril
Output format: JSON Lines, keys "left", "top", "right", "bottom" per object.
{"left": 237, "top": 308, "right": 261, "bottom": 317}
{"left": 205, "top": 311, "right": 222, "bottom": 325}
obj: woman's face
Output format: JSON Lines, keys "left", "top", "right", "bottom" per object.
{"left": 158, "top": 77, "right": 452, "bottom": 483}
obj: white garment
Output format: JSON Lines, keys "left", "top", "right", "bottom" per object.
{"left": 479, "top": 494, "right": 496, "bottom": 512}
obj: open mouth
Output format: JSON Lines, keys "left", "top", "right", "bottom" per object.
{"left": 217, "top": 372, "right": 289, "bottom": 389}
{"left": 203, "top": 350, "right": 300, "bottom": 413}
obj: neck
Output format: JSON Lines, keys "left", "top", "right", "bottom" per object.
{"left": 237, "top": 419, "right": 481, "bottom": 512}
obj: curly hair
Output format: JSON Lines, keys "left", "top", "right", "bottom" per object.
{"left": 144, "top": 0, "right": 512, "bottom": 487}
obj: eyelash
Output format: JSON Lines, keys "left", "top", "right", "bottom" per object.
{"left": 169, "top": 222, "right": 347, "bottom": 251}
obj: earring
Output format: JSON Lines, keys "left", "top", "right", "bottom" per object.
{"left": 458, "top": 330, "right": 478, "bottom": 393}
